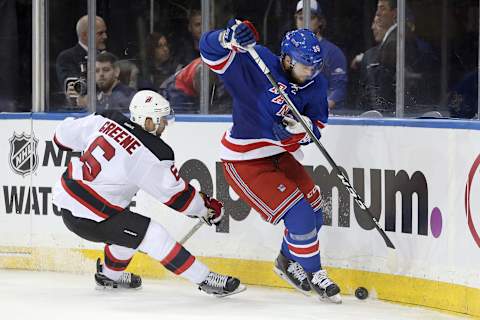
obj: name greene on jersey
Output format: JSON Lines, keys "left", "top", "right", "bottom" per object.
{"left": 98, "top": 120, "right": 141, "bottom": 155}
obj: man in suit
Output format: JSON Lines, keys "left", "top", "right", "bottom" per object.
{"left": 56, "top": 15, "right": 108, "bottom": 105}
{"left": 358, "top": 0, "right": 439, "bottom": 115}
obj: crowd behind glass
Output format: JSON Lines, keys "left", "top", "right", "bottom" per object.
{"left": 0, "top": 0, "right": 478, "bottom": 119}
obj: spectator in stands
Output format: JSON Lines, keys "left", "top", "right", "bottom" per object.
{"left": 176, "top": 9, "right": 202, "bottom": 66}
{"left": 77, "top": 52, "right": 136, "bottom": 113}
{"left": 294, "top": 0, "right": 348, "bottom": 110}
{"left": 160, "top": 57, "right": 231, "bottom": 114}
{"left": 117, "top": 59, "right": 139, "bottom": 90}
{"left": 160, "top": 58, "right": 202, "bottom": 114}
{"left": 369, "top": 0, "right": 439, "bottom": 115}
{"left": 142, "top": 32, "right": 182, "bottom": 90}
{"left": 351, "top": 16, "right": 387, "bottom": 71}
{"left": 448, "top": 71, "right": 478, "bottom": 119}
{"left": 353, "top": 16, "right": 388, "bottom": 111}
{"left": 352, "top": 0, "right": 439, "bottom": 115}
{"left": 56, "top": 15, "right": 108, "bottom": 106}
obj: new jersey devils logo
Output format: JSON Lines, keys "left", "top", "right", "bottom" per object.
{"left": 9, "top": 132, "right": 39, "bottom": 177}
{"left": 465, "top": 154, "right": 480, "bottom": 248}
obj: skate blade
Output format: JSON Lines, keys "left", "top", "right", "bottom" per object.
{"left": 95, "top": 284, "right": 142, "bottom": 291}
{"left": 273, "top": 267, "right": 311, "bottom": 296}
{"left": 214, "top": 284, "right": 247, "bottom": 298}
{"left": 318, "top": 293, "right": 342, "bottom": 304}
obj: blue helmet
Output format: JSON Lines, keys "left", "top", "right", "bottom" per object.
{"left": 281, "top": 29, "right": 323, "bottom": 72}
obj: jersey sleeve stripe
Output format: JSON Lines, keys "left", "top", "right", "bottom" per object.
{"left": 164, "top": 184, "right": 196, "bottom": 212}
{"left": 201, "top": 51, "right": 236, "bottom": 74}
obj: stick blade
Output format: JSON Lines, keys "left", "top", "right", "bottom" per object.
{"left": 376, "top": 226, "right": 395, "bottom": 249}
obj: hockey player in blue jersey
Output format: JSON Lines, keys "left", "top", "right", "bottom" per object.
{"left": 295, "top": 0, "right": 348, "bottom": 110}
{"left": 200, "top": 20, "right": 341, "bottom": 303}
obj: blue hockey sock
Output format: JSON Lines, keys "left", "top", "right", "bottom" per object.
{"left": 281, "top": 198, "right": 321, "bottom": 272}
{"left": 315, "top": 208, "right": 324, "bottom": 232}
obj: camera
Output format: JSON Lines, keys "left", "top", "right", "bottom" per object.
{"left": 72, "top": 77, "right": 87, "bottom": 96}
{"left": 64, "top": 77, "right": 87, "bottom": 98}
{"left": 64, "top": 61, "right": 88, "bottom": 97}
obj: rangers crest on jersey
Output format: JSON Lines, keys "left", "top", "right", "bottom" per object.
{"left": 9, "top": 132, "right": 39, "bottom": 177}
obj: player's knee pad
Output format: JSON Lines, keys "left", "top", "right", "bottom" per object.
{"left": 137, "top": 221, "right": 176, "bottom": 261}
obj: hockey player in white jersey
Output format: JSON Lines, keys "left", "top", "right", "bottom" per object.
{"left": 52, "top": 90, "right": 245, "bottom": 297}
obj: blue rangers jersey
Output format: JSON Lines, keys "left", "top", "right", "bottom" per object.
{"left": 200, "top": 29, "right": 328, "bottom": 161}
{"left": 319, "top": 38, "right": 348, "bottom": 106}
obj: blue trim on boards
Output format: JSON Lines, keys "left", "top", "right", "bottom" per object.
{"left": 1, "top": 112, "right": 480, "bottom": 130}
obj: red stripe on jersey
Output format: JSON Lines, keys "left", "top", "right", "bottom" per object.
{"left": 105, "top": 245, "right": 132, "bottom": 264}
{"left": 174, "top": 255, "right": 195, "bottom": 275}
{"left": 221, "top": 134, "right": 273, "bottom": 153}
{"left": 160, "top": 243, "right": 181, "bottom": 266}
{"left": 67, "top": 162, "right": 73, "bottom": 179}
{"left": 222, "top": 133, "right": 300, "bottom": 154}
{"left": 206, "top": 51, "right": 233, "bottom": 71}
{"left": 288, "top": 241, "right": 319, "bottom": 255}
{"left": 282, "top": 144, "right": 301, "bottom": 152}
{"left": 315, "top": 120, "right": 325, "bottom": 129}
{"left": 61, "top": 177, "right": 109, "bottom": 219}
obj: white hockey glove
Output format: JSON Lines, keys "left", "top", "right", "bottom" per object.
{"left": 283, "top": 115, "right": 313, "bottom": 135}
{"left": 198, "top": 192, "right": 225, "bottom": 226}
{"left": 272, "top": 115, "right": 313, "bottom": 145}
{"left": 220, "top": 19, "right": 259, "bottom": 52}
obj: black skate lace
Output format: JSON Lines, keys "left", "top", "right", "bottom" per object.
{"left": 118, "top": 272, "right": 132, "bottom": 284}
{"left": 204, "top": 272, "right": 228, "bottom": 288}
{"left": 287, "top": 261, "right": 307, "bottom": 281}
{"left": 311, "top": 270, "right": 333, "bottom": 289}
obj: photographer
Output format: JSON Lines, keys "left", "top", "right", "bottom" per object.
{"left": 76, "top": 52, "right": 136, "bottom": 112}
{"left": 56, "top": 15, "right": 108, "bottom": 107}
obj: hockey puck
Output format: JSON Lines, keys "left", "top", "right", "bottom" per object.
{"left": 355, "top": 287, "right": 368, "bottom": 300}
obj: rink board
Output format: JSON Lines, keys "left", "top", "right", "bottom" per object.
{"left": 0, "top": 114, "right": 479, "bottom": 317}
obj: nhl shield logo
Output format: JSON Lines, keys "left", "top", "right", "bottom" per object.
{"left": 9, "top": 132, "right": 39, "bottom": 177}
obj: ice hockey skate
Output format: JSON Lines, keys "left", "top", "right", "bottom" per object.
{"left": 306, "top": 269, "right": 342, "bottom": 304}
{"left": 94, "top": 258, "right": 142, "bottom": 289}
{"left": 273, "top": 252, "right": 311, "bottom": 295}
{"left": 198, "top": 271, "right": 246, "bottom": 297}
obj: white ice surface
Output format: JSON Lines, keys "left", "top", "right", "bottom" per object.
{"left": 0, "top": 270, "right": 467, "bottom": 320}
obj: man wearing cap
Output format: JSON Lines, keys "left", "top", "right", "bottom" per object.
{"left": 295, "top": 0, "right": 348, "bottom": 111}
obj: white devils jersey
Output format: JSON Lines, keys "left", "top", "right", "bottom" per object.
{"left": 52, "top": 111, "right": 206, "bottom": 222}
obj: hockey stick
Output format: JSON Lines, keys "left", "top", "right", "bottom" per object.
{"left": 179, "top": 219, "right": 204, "bottom": 245}
{"left": 247, "top": 47, "right": 395, "bottom": 249}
